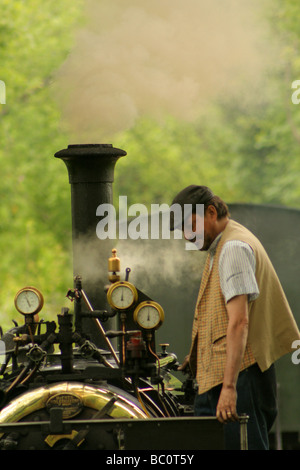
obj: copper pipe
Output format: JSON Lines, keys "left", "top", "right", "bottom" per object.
{"left": 81, "top": 289, "right": 119, "bottom": 367}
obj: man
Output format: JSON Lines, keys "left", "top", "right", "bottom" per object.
{"left": 170, "top": 185, "right": 300, "bottom": 450}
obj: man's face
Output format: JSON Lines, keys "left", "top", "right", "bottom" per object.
{"left": 183, "top": 207, "right": 217, "bottom": 251}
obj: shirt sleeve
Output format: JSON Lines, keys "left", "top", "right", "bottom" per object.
{"left": 219, "top": 240, "right": 260, "bottom": 303}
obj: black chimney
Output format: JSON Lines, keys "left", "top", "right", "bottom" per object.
{"left": 54, "top": 144, "right": 126, "bottom": 344}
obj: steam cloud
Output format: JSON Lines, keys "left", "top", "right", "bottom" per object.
{"left": 55, "top": 0, "right": 273, "bottom": 140}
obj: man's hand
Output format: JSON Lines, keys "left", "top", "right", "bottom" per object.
{"left": 216, "top": 384, "right": 239, "bottom": 423}
{"left": 178, "top": 354, "right": 190, "bottom": 372}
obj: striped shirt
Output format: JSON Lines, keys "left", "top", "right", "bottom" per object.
{"left": 208, "top": 234, "right": 260, "bottom": 303}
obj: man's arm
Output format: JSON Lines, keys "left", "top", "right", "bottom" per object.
{"left": 178, "top": 355, "right": 190, "bottom": 371}
{"left": 216, "top": 294, "right": 249, "bottom": 423}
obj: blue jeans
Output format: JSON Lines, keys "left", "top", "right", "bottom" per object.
{"left": 194, "top": 363, "right": 277, "bottom": 450}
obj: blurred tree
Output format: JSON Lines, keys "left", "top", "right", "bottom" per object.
{"left": 0, "top": 0, "right": 84, "bottom": 326}
{"left": 114, "top": 0, "right": 300, "bottom": 209}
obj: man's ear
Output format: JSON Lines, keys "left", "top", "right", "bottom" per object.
{"left": 206, "top": 204, "right": 217, "bottom": 219}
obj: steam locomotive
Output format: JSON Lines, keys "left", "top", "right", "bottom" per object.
{"left": 0, "top": 255, "right": 196, "bottom": 450}
{"left": 0, "top": 144, "right": 230, "bottom": 451}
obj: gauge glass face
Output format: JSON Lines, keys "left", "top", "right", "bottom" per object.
{"left": 109, "top": 283, "right": 136, "bottom": 310}
{"left": 15, "top": 288, "right": 43, "bottom": 315}
{"left": 135, "top": 302, "right": 164, "bottom": 330}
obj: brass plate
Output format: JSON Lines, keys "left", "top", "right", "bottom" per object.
{"left": 46, "top": 392, "right": 83, "bottom": 419}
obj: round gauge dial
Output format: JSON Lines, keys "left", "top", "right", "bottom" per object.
{"left": 107, "top": 281, "right": 138, "bottom": 310}
{"left": 14, "top": 287, "right": 44, "bottom": 316}
{"left": 133, "top": 301, "right": 164, "bottom": 330}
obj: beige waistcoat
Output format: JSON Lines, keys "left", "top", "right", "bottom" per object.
{"left": 189, "top": 219, "right": 300, "bottom": 394}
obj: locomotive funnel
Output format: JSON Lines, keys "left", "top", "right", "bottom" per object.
{"left": 54, "top": 144, "right": 126, "bottom": 344}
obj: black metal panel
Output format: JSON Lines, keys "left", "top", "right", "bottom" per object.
{"left": 122, "top": 417, "right": 224, "bottom": 450}
{"left": 0, "top": 417, "right": 225, "bottom": 450}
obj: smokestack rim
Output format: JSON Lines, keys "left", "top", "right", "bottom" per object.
{"left": 54, "top": 143, "right": 127, "bottom": 159}
{"left": 54, "top": 143, "right": 127, "bottom": 184}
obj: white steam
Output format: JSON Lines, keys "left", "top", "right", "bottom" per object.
{"left": 55, "top": 0, "right": 273, "bottom": 140}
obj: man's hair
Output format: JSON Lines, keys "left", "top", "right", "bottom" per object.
{"left": 203, "top": 195, "right": 230, "bottom": 219}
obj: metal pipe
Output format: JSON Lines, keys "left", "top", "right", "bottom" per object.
{"left": 81, "top": 289, "right": 120, "bottom": 367}
{"left": 239, "top": 414, "right": 249, "bottom": 450}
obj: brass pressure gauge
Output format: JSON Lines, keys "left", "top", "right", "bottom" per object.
{"left": 106, "top": 281, "right": 138, "bottom": 310}
{"left": 133, "top": 301, "right": 164, "bottom": 330}
{"left": 14, "top": 287, "right": 44, "bottom": 316}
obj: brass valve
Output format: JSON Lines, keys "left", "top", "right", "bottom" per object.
{"left": 108, "top": 248, "right": 120, "bottom": 283}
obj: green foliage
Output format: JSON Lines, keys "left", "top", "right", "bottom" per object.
{"left": 0, "top": 0, "right": 84, "bottom": 327}
{"left": 112, "top": 0, "right": 300, "bottom": 211}
{"left": 114, "top": 115, "right": 231, "bottom": 208}
{"left": 115, "top": 91, "right": 300, "bottom": 209}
